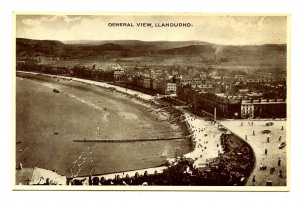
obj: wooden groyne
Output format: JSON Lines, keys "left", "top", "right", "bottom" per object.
{"left": 73, "top": 136, "right": 191, "bottom": 143}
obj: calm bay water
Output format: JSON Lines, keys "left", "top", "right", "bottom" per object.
{"left": 16, "top": 75, "right": 191, "bottom": 177}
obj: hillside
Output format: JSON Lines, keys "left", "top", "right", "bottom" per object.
{"left": 16, "top": 38, "right": 287, "bottom": 69}
{"left": 63, "top": 40, "right": 213, "bottom": 51}
{"left": 159, "top": 45, "right": 216, "bottom": 59}
{"left": 159, "top": 44, "right": 286, "bottom": 67}
{"left": 17, "top": 38, "right": 65, "bottom": 57}
{"left": 16, "top": 38, "right": 133, "bottom": 58}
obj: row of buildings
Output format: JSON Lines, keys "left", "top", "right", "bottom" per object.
{"left": 119, "top": 70, "right": 178, "bottom": 95}
{"left": 240, "top": 99, "right": 286, "bottom": 119}
{"left": 111, "top": 66, "right": 286, "bottom": 119}
{"left": 177, "top": 84, "right": 286, "bottom": 119}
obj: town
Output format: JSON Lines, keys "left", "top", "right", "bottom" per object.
{"left": 17, "top": 59, "right": 286, "bottom": 120}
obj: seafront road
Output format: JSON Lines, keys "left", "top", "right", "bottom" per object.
{"left": 220, "top": 120, "right": 287, "bottom": 186}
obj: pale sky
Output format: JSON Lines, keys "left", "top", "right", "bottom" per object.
{"left": 16, "top": 14, "right": 287, "bottom": 45}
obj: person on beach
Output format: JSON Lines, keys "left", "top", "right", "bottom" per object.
{"left": 253, "top": 130, "right": 255, "bottom": 135}
{"left": 278, "top": 158, "right": 281, "bottom": 166}
{"left": 19, "top": 162, "right": 23, "bottom": 170}
{"left": 260, "top": 163, "right": 266, "bottom": 170}
{"left": 279, "top": 136, "right": 282, "bottom": 142}
{"left": 267, "top": 136, "right": 270, "bottom": 143}
{"left": 267, "top": 180, "right": 272, "bottom": 186}
{"left": 252, "top": 174, "right": 256, "bottom": 184}
{"left": 279, "top": 170, "right": 283, "bottom": 178}
{"left": 245, "top": 135, "right": 247, "bottom": 140}
{"left": 270, "top": 166, "right": 275, "bottom": 174}
{"left": 265, "top": 148, "right": 268, "bottom": 155}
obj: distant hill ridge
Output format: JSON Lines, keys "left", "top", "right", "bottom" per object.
{"left": 16, "top": 38, "right": 287, "bottom": 68}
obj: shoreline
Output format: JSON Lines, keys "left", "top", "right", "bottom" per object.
{"left": 16, "top": 71, "right": 192, "bottom": 179}
{"left": 17, "top": 71, "right": 154, "bottom": 101}
{"left": 16, "top": 71, "right": 192, "bottom": 137}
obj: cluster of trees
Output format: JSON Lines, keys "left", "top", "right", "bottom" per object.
{"left": 71, "top": 65, "right": 115, "bottom": 81}
{"left": 17, "top": 61, "right": 68, "bottom": 75}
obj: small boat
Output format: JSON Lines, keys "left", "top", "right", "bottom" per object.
{"left": 53, "top": 88, "right": 60, "bottom": 93}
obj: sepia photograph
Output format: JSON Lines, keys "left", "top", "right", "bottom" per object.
{"left": 13, "top": 13, "right": 289, "bottom": 190}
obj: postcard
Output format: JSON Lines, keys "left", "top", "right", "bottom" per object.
{"left": 13, "top": 13, "right": 289, "bottom": 191}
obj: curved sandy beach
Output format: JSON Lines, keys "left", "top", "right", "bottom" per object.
{"left": 16, "top": 72, "right": 191, "bottom": 177}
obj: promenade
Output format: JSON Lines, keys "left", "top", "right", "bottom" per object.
{"left": 179, "top": 109, "right": 223, "bottom": 168}
{"left": 220, "top": 120, "right": 287, "bottom": 186}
